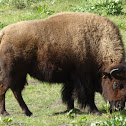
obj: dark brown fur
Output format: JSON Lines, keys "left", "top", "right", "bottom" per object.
{"left": 0, "top": 12, "right": 126, "bottom": 116}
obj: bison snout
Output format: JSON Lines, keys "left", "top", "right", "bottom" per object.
{"left": 109, "top": 101, "right": 125, "bottom": 113}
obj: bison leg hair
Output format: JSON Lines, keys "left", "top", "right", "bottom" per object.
{"left": 0, "top": 82, "right": 9, "bottom": 116}
{"left": 76, "top": 77, "right": 100, "bottom": 115}
{"left": 62, "top": 82, "right": 74, "bottom": 110}
{"left": 12, "top": 90, "right": 32, "bottom": 116}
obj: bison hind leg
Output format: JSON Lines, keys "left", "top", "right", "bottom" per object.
{"left": 0, "top": 81, "right": 9, "bottom": 116}
{"left": 10, "top": 74, "right": 32, "bottom": 116}
{"left": 12, "top": 90, "right": 32, "bottom": 116}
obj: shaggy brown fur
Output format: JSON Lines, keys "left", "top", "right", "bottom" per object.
{"left": 0, "top": 12, "right": 126, "bottom": 116}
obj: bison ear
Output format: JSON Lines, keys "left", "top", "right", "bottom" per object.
{"left": 102, "top": 72, "right": 111, "bottom": 79}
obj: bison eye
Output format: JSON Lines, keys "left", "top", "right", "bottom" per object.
{"left": 113, "top": 82, "right": 119, "bottom": 89}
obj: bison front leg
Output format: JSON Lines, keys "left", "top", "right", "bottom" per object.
{"left": 0, "top": 82, "right": 9, "bottom": 116}
{"left": 12, "top": 90, "right": 32, "bottom": 116}
{"left": 87, "top": 93, "right": 100, "bottom": 115}
{"left": 62, "top": 82, "right": 74, "bottom": 110}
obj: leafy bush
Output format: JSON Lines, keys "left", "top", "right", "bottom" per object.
{"left": 102, "top": 101, "right": 110, "bottom": 113}
{"left": 91, "top": 115, "right": 126, "bottom": 126}
{"left": 118, "top": 23, "right": 126, "bottom": 30}
{"left": 71, "top": 116, "right": 89, "bottom": 126}
{"left": 33, "top": 4, "right": 55, "bottom": 15}
{"left": 70, "top": 0, "right": 124, "bottom": 15}
{"left": 0, "top": 0, "right": 42, "bottom": 9}
{"left": 106, "top": 1, "right": 123, "bottom": 15}
{"left": 0, "top": 22, "right": 8, "bottom": 29}
{"left": 0, "top": 117, "right": 13, "bottom": 125}
{"left": 70, "top": 115, "right": 126, "bottom": 126}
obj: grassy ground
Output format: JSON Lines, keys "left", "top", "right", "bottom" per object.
{"left": 4, "top": 79, "right": 107, "bottom": 126}
{"left": 0, "top": 0, "right": 126, "bottom": 125}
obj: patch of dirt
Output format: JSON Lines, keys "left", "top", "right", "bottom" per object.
{"left": 50, "top": 100, "right": 62, "bottom": 108}
{"left": 27, "top": 80, "right": 39, "bottom": 85}
{"left": 10, "top": 122, "right": 25, "bottom": 126}
{"left": 59, "top": 123, "right": 72, "bottom": 126}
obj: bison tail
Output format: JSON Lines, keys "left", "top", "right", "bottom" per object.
{"left": 0, "top": 31, "right": 4, "bottom": 43}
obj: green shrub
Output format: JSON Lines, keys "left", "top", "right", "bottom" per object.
{"left": 0, "top": 0, "right": 42, "bottom": 9}
{"left": 71, "top": 116, "right": 89, "bottom": 126}
{"left": 70, "top": 0, "right": 124, "bottom": 15}
{"left": 0, "top": 117, "right": 13, "bottom": 126}
{"left": 102, "top": 101, "right": 110, "bottom": 114}
{"left": 0, "top": 22, "right": 8, "bottom": 29}
{"left": 91, "top": 115, "right": 126, "bottom": 126}
{"left": 33, "top": 4, "right": 55, "bottom": 15}
{"left": 106, "top": 1, "right": 123, "bottom": 15}
{"left": 70, "top": 115, "right": 126, "bottom": 126}
{"left": 118, "top": 23, "right": 126, "bottom": 30}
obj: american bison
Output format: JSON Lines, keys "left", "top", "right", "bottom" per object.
{"left": 0, "top": 12, "right": 126, "bottom": 116}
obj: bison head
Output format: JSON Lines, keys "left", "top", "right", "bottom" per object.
{"left": 102, "top": 64, "right": 126, "bottom": 113}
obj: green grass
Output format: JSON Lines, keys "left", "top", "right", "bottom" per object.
{"left": 1, "top": 0, "right": 126, "bottom": 125}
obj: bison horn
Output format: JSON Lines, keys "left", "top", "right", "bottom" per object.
{"left": 110, "top": 68, "right": 119, "bottom": 77}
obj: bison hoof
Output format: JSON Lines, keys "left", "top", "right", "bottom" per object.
{"left": 23, "top": 111, "right": 32, "bottom": 116}
{"left": 92, "top": 110, "right": 101, "bottom": 115}
{"left": 2, "top": 111, "right": 9, "bottom": 116}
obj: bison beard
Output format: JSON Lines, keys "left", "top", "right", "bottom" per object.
{"left": 0, "top": 12, "right": 126, "bottom": 116}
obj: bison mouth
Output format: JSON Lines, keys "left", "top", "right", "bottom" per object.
{"left": 109, "top": 101, "right": 125, "bottom": 113}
